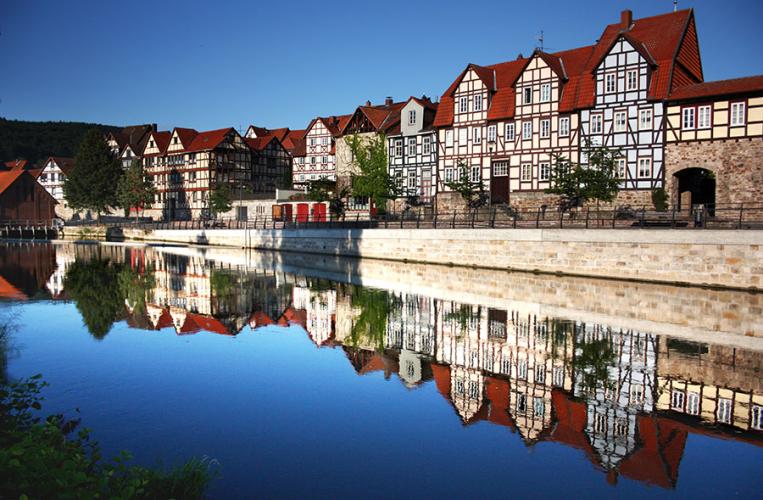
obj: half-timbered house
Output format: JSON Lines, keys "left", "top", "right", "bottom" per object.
{"left": 579, "top": 9, "right": 702, "bottom": 205}
{"left": 297, "top": 115, "right": 350, "bottom": 189}
{"left": 386, "top": 96, "right": 438, "bottom": 205}
{"left": 245, "top": 135, "right": 292, "bottom": 193}
{"left": 664, "top": 76, "right": 763, "bottom": 209}
{"left": 106, "top": 124, "right": 156, "bottom": 169}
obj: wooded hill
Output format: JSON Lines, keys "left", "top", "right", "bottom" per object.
{"left": 0, "top": 117, "right": 121, "bottom": 165}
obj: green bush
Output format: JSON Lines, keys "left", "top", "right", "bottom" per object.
{"left": 651, "top": 188, "right": 669, "bottom": 211}
{"left": 0, "top": 375, "right": 216, "bottom": 499}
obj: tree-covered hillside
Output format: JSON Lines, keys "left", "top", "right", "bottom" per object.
{"left": 0, "top": 117, "right": 122, "bottom": 165}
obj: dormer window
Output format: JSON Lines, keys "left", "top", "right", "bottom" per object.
{"left": 474, "top": 94, "right": 483, "bottom": 112}
{"left": 523, "top": 87, "right": 533, "bottom": 104}
{"left": 540, "top": 84, "right": 551, "bottom": 102}
{"left": 408, "top": 110, "right": 416, "bottom": 126}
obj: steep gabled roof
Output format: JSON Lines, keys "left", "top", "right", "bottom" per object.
{"left": 41, "top": 157, "right": 75, "bottom": 175}
{"left": 143, "top": 131, "right": 172, "bottom": 156}
{"left": 0, "top": 170, "right": 25, "bottom": 196}
{"left": 282, "top": 129, "right": 307, "bottom": 157}
{"left": 245, "top": 135, "right": 284, "bottom": 152}
{"left": 185, "top": 127, "right": 236, "bottom": 153}
{"left": 341, "top": 100, "right": 406, "bottom": 135}
{"left": 667, "top": 75, "right": 763, "bottom": 101}
{"left": 172, "top": 127, "right": 199, "bottom": 148}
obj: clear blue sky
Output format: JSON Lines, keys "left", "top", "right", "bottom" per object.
{"left": 2, "top": 0, "right": 761, "bottom": 133}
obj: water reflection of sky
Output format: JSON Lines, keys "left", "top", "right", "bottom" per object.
{"left": 2, "top": 243, "right": 762, "bottom": 498}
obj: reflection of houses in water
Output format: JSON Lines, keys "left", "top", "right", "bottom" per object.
{"left": 0, "top": 243, "right": 56, "bottom": 299}
{"left": 46, "top": 243, "right": 75, "bottom": 299}
{"left": 386, "top": 293, "right": 435, "bottom": 388}
{"left": 574, "top": 325, "right": 657, "bottom": 472}
{"left": 292, "top": 280, "right": 336, "bottom": 346}
{"left": 656, "top": 337, "right": 763, "bottom": 434}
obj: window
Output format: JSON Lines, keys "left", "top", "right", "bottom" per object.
{"left": 631, "top": 384, "right": 644, "bottom": 403}
{"left": 687, "top": 392, "right": 700, "bottom": 415}
{"left": 559, "top": 117, "right": 570, "bottom": 137}
{"left": 517, "top": 393, "right": 527, "bottom": 413}
{"left": 539, "top": 162, "right": 550, "bottom": 181}
{"left": 505, "top": 123, "right": 515, "bottom": 141}
{"left": 321, "top": 136, "right": 329, "bottom": 145}
{"left": 493, "top": 161, "right": 508, "bottom": 176}
{"left": 521, "top": 163, "right": 532, "bottom": 181}
{"left": 517, "top": 360, "right": 528, "bottom": 379}
{"left": 522, "top": 121, "right": 532, "bottom": 140}
{"left": 322, "top": 155, "right": 328, "bottom": 164}
{"left": 605, "top": 73, "right": 616, "bottom": 93}
{"left": 698, "top": 105, "right": 712, "bottom": 129}
{"left": 470, "top": 165, "right": 480, "bottom": 183}
{"left": 540, "top": 83, "right": 551, "bottom": 102}
{"left": 639, "top": 109, "right": 652, "bottom": 130}
{"left": 627, "top": 70, "right": 638, "bottom": 90}
{"left": 523, "top": 87, "right": 533, "bottom": 104}
{"left": 473, "top": 127, "right": 482, "bottom": 144}
{"left": 671, "top": 390, "right": 685, "bottom": 410}
{"left": 533, "top": 397, "right": 545, "bottom": 417}
{"left": 731, "top": 102, "right": 746, "bottom": 126}
{"left": 393, "top": 140, "right": 403, "bottom": 158}
{"left": 423, "top": 136, "right": 431, "bottom": 154}
{"left": 408, "top": 110, "right": 416, "bottom": 125}
{"left": 459, "top": 97, "right": 468, "bottom": 113}
{"left": 614, "top": 111, "right": 627, "bottom": 132}
{"left": 311, "top": 156, "right": 316, "bottom": 164}
{"left": 487, "top": 125, "right": 497, "bottom": 142}
{"left": 458, "top": 128, "right": 467, "bottom": 144}
{"left": 553, "top": 366, "right": 564, "bottom": 387}
{"left": 752, "top": 405, "right": 763, "bottom": 431}
{"left": 407, "top": 173, "right": 416, "bottom": 189}
{"left": 590, "top": 114, "right": 603, "bottom": 134}
{"left": 616, "top": 158, "right": 626, "bottom": 178}
{"left": 445, "top": 130, "right": 453, "bottom": 147}
{"left": 309, "top": 137, "right": 316, "bottom": 146}
{"left": 535, "top": 366, "right": 546, "bottom": 384}
{"left": 445, "top": 167, "right": 455, "bottom": 182}
{"left": 474, "top": 94, "right": 483, "bottom": 111}
{"left": 540, "top": 119, "right": 550, "bottom": 138}
{"left": 408, "top": 137, "right": 417, "bottom": 156}
{"left": 717, "top": 398, "right": 732, "bottom": 424}
{"left": 682, "top": 107, "right": 696, "bottom": 129}
{"left": 638, "top": 158, "right": 652, "bottom": 178}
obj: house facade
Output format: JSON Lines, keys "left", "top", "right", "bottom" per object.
{"left": 37, "top": 157, "right": 73, "bottom": 202}
{"left": 245, "top": 135, "right": 292, "bottom": 194}
{"left": 386, "top": 97, "right": 438, "bottom": 206}
{"left": 664, "top": 76, "right": 763, "bottom": 209}
{"left": 0, "top": 170, "right": 57, "bottom": 224}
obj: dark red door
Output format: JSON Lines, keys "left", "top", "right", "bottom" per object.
{"left": 312, "top": 203, "right": 327, "bottom": 222}
{"left": 296, "top": 203, "right": 309, "bottom": 222}
{"left": 490, "top": 176, "right": 509, "bottom": 204}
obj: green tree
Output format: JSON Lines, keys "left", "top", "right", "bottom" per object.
{"left": 117, "top": 264, "right": 155, "bottom": 317}
{"left": 64, "top": 128, "right": 123, "bottom": 215}
{"left": 307, "top": 178, "right": 350, "bottom": 216}
{"left": 64, "top": 258, "right": 124, "bottom": 339}
{"left": 651, "top": 187, "right": 669, "bottom": 211}
{"left": 209, "top": 184, "right": 233, "bottom": 218}
{"left": 444, "top": 161, "right": 489, "bottom": 209}
{"left": 546, "top": 141, "right": 621, "bottom": 212}
{"left": 116, "top": 159, "right": 156, "bottom": 220}
{"left": 345, "top": 133, "right": 400, "bottom": 211}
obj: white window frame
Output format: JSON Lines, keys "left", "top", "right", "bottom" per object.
{"left": 474, "top": 94, "right": 483, "bottom": 112}
{"left": 682, "top": 107, "right": 696, "bottom": 129}
{"left": 605, "top": 73, "right": 616, "bottom": 94}
{"left": 521, "top": 163, "right": 532, "bottom": 182}
{"left": 407, "top": 137, "right": 417, "bottom": 156}
{"left": 730, "top": 101, "right": 746, "bottom": 126}
{"left": 458, "top": 128, "right": 467, "bottom": 144}
{"left": 698, "top": 105, "right": 712, "bottom": 129}
{"left": 539, "top": 162, "right": 550, "bottom": 181}
{"left": 473, "top": 127, "right": 482, "bottom": 144}
{"left": 717, "top": 398, "right": 732, "bottom": 424}
{"left": 469, "top": 165, "right": 480, "bottom": 183}
{"left": 523, "top": 87, "right": 532, "bottom": 104}
{"left": 616, "top": 158, "right": 626, "bottom": 179}
{"left": 422, "top": 136, "right": 431, "bottom": 155}
{"left": 522, "top": 121, "right": 532, "bottom": 140}
{"left": 505, "top": 123, "right": 515, "bottom": 141}
{"left": 408, "top": 110, "right": 416, "bottom": 126}
{"left": 540, "top": 119, "right": 550, "bottom": 138}
{"left": 638, "top": 157, "right": 652, "bottom": 178}
{"left": 639, "top": 108, "right": 653, "bottom": 130}
{"left": 626, "top": 69, "right": 638, "bottom": 90}
{"left": 487, "top": 124, "right": 497, "bottom": 142}
{"left": 614, "top": 110, "right": 627, "bottom": 132}
{"left": 559, "top": 117, "right": 570, "bottom": 137}
{"left": 590, "top": 114, "right": 603, "bottom": 134}
{"left": 540, "top": 83, "right": 551, "bottom": 102}
{"left": 459, "top": 97, "right": 468, "bottom": 113}
{"left": 394, "top": 140, "right": 403, "bottom": 157}
{"left": 445, "top": 130, "right": 453, "bottom": 147}
{"left": 445, "top": 167, "right": 454, "bottom": 182}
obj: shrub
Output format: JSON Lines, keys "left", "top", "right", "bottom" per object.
{"left": 651, "top": 188, "right": 669, "bottom": 211}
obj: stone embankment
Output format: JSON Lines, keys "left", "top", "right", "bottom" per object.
{"left": 109, "top": 226, "right": 763, "bottom": 291}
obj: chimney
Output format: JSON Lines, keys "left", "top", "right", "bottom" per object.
{"left": 517, "top": 53, "right": 524, "bottom": 60}
{"left": 365, "top": 100, "right": 371, "bottom": 106}
{"left": 385, "top": 96, "right": 393, "bottom": 106}
{"left": 620, "top": 9, "right": 632, "bottom": 29}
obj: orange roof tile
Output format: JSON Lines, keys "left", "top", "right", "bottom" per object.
{"left": 668, "top": 75, "right": 763, "bottom": 100}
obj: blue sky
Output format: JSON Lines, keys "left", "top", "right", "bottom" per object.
{"left": 1, "top": 0, "right": 761, "bottom": 133}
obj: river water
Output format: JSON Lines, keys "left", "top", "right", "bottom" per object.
{"left": 1, "top": 241, "right": 761, "bottom": 498}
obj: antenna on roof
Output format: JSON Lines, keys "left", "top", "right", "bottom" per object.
{"left": 673, "top": 0, "right": 678, "bottom": 12}
{"left": 536, "top": 30, "right": 544, "bottom": 51}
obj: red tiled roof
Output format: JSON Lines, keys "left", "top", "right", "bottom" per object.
{"left": 667, "top": 75, "right": 763, "bottom": 100}
{"left": 249, "top": 311, "right": 275, "bottom": 328}
{"left": 2, "top": 159, "right": 29, "bottom": 171}
{"left": 43, "top": 156, "right": 75, "bottom": 175}
{"left": 245, "top": 136, "right": 278, "bottom": 152}
{"left": 0, "top": 274, "right": 26, "bottom": 300}
{"left": 341, "top": 101, "right": 406, "bottom": 135}
{"left": 282, "top": 129, "right": 307, "bottom": 157}
{"left": 143, "top": 131, "right": 172, "bottom": 156}
{"left": 185, "top": 127, "right": 235, "bottom": 153}
{"left": 173, "top": 127, "right": 199, "bottom": 148}
{"left": 186, "top": 312, "right": 232, "bottom": 336}
{"left": 0, "top": 170, "right": 25, "bottom": 196}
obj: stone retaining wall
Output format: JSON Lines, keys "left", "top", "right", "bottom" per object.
{"left": 119, "top": 227, "right": 763, "bottom": 290}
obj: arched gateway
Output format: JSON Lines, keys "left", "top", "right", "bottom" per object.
{"left": 672, "top": 167, "right": 716, "bottom": 213}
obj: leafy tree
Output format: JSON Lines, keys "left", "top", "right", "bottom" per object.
{"left": 307, "top": 178, "right": 350, "bottom": 216}
{"left": 64, "top": 258, "right": 124, "bottom": 339}
{"left": 209, "top": 184, "right": 233, "bottom": 218}
{"left": 574, "top": 330, "right": 616, "bottom": 394}
{"left": 546, "top": 141, "right": 621, "bottom": 212}
{"left": 116, "top": 159, "right": 156, "bottom": 220}
{"left": 345, "top": 133, "right": 400, "bottom": 211}
{"left": 347, "top": 286, "right": 395, "bottom": 351}
{"left": 444, "top": 161, "right": 489, "bottom": 209}
{"left": 64, "top": 128, "right": 123, "bottom": 215}
{"left": 651, "top": 187, "right": 669, "bottom": 211}
{"left": 117, "top": 264, "right": 155, "bottom": 317}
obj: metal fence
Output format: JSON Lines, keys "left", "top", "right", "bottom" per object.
{"left": 64, "top": 203, "right": 763, "bottom": 231}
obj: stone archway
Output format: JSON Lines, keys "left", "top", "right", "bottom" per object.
{"left": 672, "top": 167, "right": 716, "bottom": 213}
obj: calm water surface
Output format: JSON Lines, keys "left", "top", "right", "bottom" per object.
{"left": 1, "top": 242, "right": 762, "bottom": 498}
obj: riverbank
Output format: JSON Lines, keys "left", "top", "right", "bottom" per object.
{"left": 95, "top": 226, "right": 763, "bottom": 291}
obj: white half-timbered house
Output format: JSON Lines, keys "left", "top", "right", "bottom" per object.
{"left": 386, "top": 96, "right": 438, "bottom": 204}
{"left": 37, "top": 157, "right": 73, "bottom": 202}
{"left": 297, "top": 115, "right": 349, "bottom": 188}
